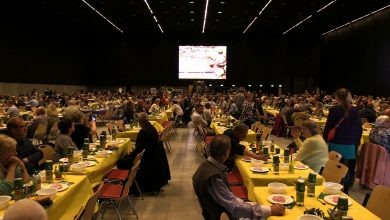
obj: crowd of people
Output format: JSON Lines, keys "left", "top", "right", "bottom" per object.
{"left": 0, "top": 86, "right": 389, "bottom": 219}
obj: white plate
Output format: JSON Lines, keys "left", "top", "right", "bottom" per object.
{"left": 294, "top": 164, "right": 309, "bottom": 170}
{"left": 267, "top": 194, "right": 294, "bottom": 205}
{"left": 106, "top": 150, "right": 113, "bottom": 154}
{"left": 59, "top": 158, "right": 68, "bottom": 163}
{"left": 83, "top": 161, "right": 97, "bottom": 167}
{"left": 47, "top": 183, "right": 68, "bottom": 192}
{"left": 241, "top": 157, "right": 251, "bottom": 162}
{"left": 250, "top": 167, "right": 269, "bottom": 173}
{"left": 324, "top": 195, "right": 352, "bottom": 206}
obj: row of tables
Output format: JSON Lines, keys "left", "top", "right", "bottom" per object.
{"left": 0, "top": 138, "right": 132, "bottom": 220}
{"left": 235, "top": 142, "right": 379, "bottom": 219}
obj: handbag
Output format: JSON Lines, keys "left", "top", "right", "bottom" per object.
{"left": 327, "top": 110, "right": 349, "bottom": 142}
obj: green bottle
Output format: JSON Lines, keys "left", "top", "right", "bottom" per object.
{"left": 82, "top": 138, "right": 89, "bottom": 159}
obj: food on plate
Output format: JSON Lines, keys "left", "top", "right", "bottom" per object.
{"left": 50, "top": 183, "right": 63, "bottom": 191}
{"left": 332, "top": 196, "right": 339, "bottom": 203}
{"left": 272, "top": 195, "right": 286, "bottom": 203}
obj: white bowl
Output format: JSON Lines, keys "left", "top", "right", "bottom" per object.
{"left": 95, "top": 150, "right": 108, "bottom": 158}
{"left": 298, "top": 214, "right": 323, "bottom": 220}
{"left": 70, "top": 163, "right": 86, "bottom": 172}
{"left": 0, "top": 196, "right": 11, "bottom": 210}
{"left": 250, "top": 159, "right": 265, "bottom": 168}
{"left": 279, "top": 163, "right": 289, "bottom": 171}
{"left": 268, "top": 182, "right": 288, "bottom": 194}
{"left": 324, "top": 182, "right": 343, "bottom": 194}
{"left": 36, "top": 188, "right": 57, "bottom": 200}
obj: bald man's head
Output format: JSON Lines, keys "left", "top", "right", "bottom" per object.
{"left": 4, "top": 199, "right": 48, "bottom": 220}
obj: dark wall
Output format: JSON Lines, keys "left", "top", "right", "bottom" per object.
{"left": 323, "top": 8, "right": 390, "bottom": 97}
{"left": 0, "top": 33, "right": 321, "bottom": 93}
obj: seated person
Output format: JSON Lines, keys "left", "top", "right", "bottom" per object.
{"left": 27, "top": 107, "right": 48, "bottom": 138}
{"left": 149, "top": 98, "right": 160, "bottom": 113}
{"left": 203, "top": 103, "right": 213, "bottom": 127}
{"left": 223, "top": 124, "right": 267, "bottom": 170}
{"left": 191, "top": 104, "right": 208, "bottom": 128}
{"left": 71, "top": 111, "right": 95, "bottom": 150}
{"left": 3, "top": 199, "right": 48, "bottom": 220}
{"left": 46, "top": 103, "right": 59, "bottom": 136}
{"left": 7, "top": 117, "right": 43, "bottom": 175}
{"left": 370, "top": 115, "right": 390, "bottom": 154}
{"left": 117, "top": 112, "right": 170, "bottom": 194}
{"left": 291, "top": 120, "right": 329, "bottom": 173}
{"left": 4, "top": 100, "right": 20, "bottom": 119}
{"left": 193, "top": 135, "right": 285, "bottom": 220}
{"left": 0, "top": 135, "right": 30, "bottom": 196}
{"left": 172, "top": 100, "right": 184, "bottom": 117}
{"left": 54, "top": 118, "right": 76, "bottom": 161}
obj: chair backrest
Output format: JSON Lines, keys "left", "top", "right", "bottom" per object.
{"left": 251, "top": 121, "right": 263, "bottom": 133}
{"left": 121, "top": 159, "right": 141, "bottom": 198}
{"left": 116, "top": 120, "right": 124, "bottom": 132}
{"left": 34, "top": 123, "right": 48, "bottom": 139}
{"left": 261, "top": 126, "right": 272, "bottom": 141}
{"left": 366, "top": 185, "right": 390, "bottom": 220}
{"left": 48, "top": 120, "right": 59, "bottom": 139}
{"left": 75, "top": 182, "right": 104, "bottom": 220}
{"left": 328, "top": 151, "right": 342, "bottom": 163}
{"left": 133, "top": 149, "right": 146, "bottom": 165}
{"left": 321, "top": 160, "right": 348, "bottom": 184}
{"left": 38, "top": 144, "right": 56, "bottom": 166}
{"left": 220, "top": 212, "right": 230, "bottom": 220}
{"left": 196, "top": 124, "right": 207, "bottom": 140}
{"left": 106, "top": 123, "right": 113, "bottom": 135}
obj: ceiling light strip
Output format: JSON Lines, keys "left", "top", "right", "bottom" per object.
{"left": 283, "top": 15, "right": 312, "bottom": 35}
{"left": 322, "top": 4, "right": 390, "bottom": 36}
{"left": 243, "top": 17, "right": 258, "bottom": 33}
{"left": 242, "top": 0, "right": 273, "bottom": 33}
{"left": 81, "top": 0, "right": 123, "bottom": 33}
{"left": 143, "top": 0, "right": 164, "bottom": 33}
{"left": 202, "top": 0, "right": 210, "bottom": 33}
{"left": 317, "top": 0, "right": 336, "bottom": 13}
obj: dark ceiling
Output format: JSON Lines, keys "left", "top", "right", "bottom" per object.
{"left": 1, "top": 0, "right": 390, "bottom": 38}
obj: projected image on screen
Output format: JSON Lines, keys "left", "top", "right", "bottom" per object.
{"left": 179, "top": 46, "right": 227, "bottom": 79}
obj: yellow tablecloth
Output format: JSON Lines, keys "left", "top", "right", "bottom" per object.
{"left": 253, "top": 186, "right": 380, "bottom": 220}
{"left": 85, "top": 138, "right": 132, "bottom": 186}
{"left": 0, "top": 175, "right": 94, "bottom": 220}
{"left": 235, "top": 157, "right": 324, "bottom": 201}
{"left": 210, "top": 122, "right": 256, "bottom": 143}
{"left": 149, "top": 112, "right": 168, "bottom": 125}
{"left": 116, "top": 121, "right": 164, "bottom": 141}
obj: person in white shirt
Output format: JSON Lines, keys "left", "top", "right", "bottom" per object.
{"left": 172, "top": 100, "right": 184, "bottom": 117}
{"left": 191, "top": 104, "right": 208, "bottom": 127}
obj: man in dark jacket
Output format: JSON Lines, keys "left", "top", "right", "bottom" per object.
{"left": 7, "top": 117, "right": 43, "bottom": 175}
{"left": 193, "top": 135, "right": 284, "bottom": 220}
{"left": 117, "top": 112, "right": 170, "bottom": 194}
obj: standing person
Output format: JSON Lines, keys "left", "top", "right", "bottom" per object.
{"left": 323, "top": 88, "right": 362, "bottom": 194}
{"left": 239, "top": 92, "right": 256, "bottom": 127}
{"left": 193, "top": 135, "right": 285, "bottom": 220}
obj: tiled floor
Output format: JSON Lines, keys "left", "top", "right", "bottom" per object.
{"left": 97, "top": 127, "right": 369, "bottom": 220}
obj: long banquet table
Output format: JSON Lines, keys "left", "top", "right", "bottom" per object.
{"left": 116, "top": 121, "right": 164, "bottom": 141}
{"left": 210, "top": 122, "right": 257, "bottom": 143}
{"left": 254, "top": 186, "right": 380, "bottom": 220}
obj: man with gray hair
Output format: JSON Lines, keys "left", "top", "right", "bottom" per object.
{"left": 193, "top": 135, "right": 285, "bottom": 220}
{"left": 223, "top": 123, "right": 267, "bottom": 169}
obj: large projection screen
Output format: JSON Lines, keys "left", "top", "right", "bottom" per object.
{"left": 179, "top": 46, "right": 227, "bottom": 79}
